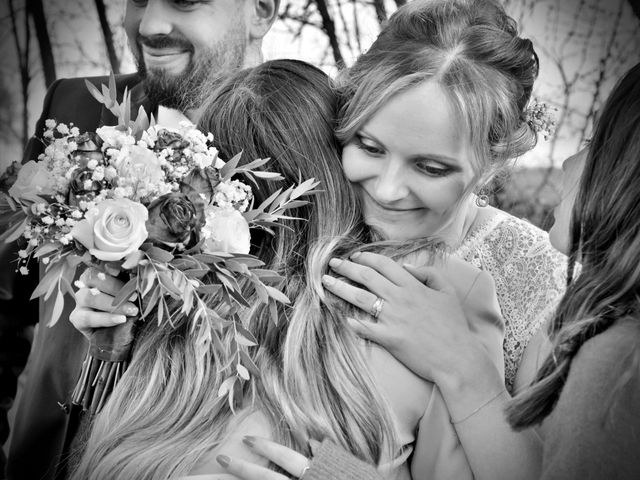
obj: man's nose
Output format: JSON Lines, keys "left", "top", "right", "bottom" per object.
{"left": 138, "top": 0, "right": 173, "bottom": 38}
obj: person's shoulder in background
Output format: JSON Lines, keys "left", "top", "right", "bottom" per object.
{"left": 541, "top": 318, "right": 640, "bottom": 480}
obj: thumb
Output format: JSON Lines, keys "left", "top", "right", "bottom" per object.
{"left": 403, "top": 264, "right": 454, "bottom": 294}
{"left": 346, "top": 317, "right": 386, "bottom": 345}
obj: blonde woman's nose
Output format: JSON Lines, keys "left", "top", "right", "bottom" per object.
{"left": 373, "top": 163, "right": 410, "bottom": 203}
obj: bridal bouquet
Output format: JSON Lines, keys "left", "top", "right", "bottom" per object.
{"left": 0, "top": 76, "right": 317, "bottom": 414}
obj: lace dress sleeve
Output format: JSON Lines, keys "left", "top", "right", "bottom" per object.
{"left": 454, "top": 212, "right": 568, "bottom": 391}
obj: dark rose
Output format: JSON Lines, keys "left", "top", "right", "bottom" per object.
{"left": 181, "top": 166, "right": 220, "bottom": 204}
{"left": 153, "top": 130, "right": 190, "bottom": 151}
{"left": 146, "top": 192, "right": 205, "bottom": 247}
{"left": 68, "top": 168, "right": 104, "bottom": 206}
{"left": 73, "top": 131, "right": 103, "bottom": 151}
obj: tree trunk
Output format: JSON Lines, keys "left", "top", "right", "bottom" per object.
{"left": 9, "top": 0, "right": 31, "bottom": 147}
{"left": 94, "top": 0, "right": 120, "bottom": 74}
{"left": 314, "top": 0, "right": 345, "bottom": 67}
{"left": 27, "top": 0, "right": 56, "bottom": 88}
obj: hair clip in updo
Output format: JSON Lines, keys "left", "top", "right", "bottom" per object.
{"left": 525, "top": 99, "right": 557, "bottom": 141}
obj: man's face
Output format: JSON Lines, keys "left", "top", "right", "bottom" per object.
{"left": 124, "top": 0, "right": 251, "bottom": 113}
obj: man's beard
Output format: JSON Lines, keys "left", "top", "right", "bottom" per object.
{"left": 134, "top": 31, "right": 246, "bottom": 113}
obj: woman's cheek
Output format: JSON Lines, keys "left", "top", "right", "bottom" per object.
{"left": 418, "top": 176, "right": 467, "bottom": 213}
{"left": 341, "top": 145, "right": 371, "bottom": 183}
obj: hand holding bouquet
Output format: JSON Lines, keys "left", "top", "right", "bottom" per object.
{"left": 0, "top": 76, "right": 317, "bottom": 414}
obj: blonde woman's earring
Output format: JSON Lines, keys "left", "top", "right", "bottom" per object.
{"left": 475, "top": 194, "right": 489, "bottom": 208}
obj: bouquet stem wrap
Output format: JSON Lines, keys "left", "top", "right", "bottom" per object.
{"left": 71, "top": 316, "right": 136, "bottom": 415}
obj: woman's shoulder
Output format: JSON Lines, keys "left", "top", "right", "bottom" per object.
{"left": 571, "top": 318, "right": 640, "bottom": 379}
{"left": 458, "top": 208, "right": 566, "bottom": 270}
{"left": 456, "top": 208, "right": 568, "bottom": 390}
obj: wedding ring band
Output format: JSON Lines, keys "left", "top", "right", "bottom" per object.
{"left": 299, "top": 464, "right": 311, "bottom": 478}
{"left": 370, "top": 297, "right": 385, "bottom": 319}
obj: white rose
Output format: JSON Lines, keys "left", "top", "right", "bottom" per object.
{"left": 9, "top": 161, "right": 56, "bottom": 199}
{"left": 71, "top": 198, "right": 148, "bottom": 261}
{"left": 96, "top": 125, "right": 135, "bottom": 148}
{"left": 202, "top": 207, "right": 251, "bottom": 254}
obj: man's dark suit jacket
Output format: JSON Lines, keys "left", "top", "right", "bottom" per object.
{"left": 5, "top": 73, "right": 156, "bottom": 480}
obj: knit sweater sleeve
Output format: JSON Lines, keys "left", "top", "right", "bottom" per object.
{"left": 303, "top": 440, "right": 383, "bottom": 480}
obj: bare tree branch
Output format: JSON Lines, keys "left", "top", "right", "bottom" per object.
{"left": 313, "top": 0, "right": 344, "bottom": 67}
{"left": 9, "top": 0, "right": 30, "bottom": 147}
{"left": 94, "top": 0, "right": 120, "bottom": 74}
{"left": 372, "top": 0, "right": 387, "bottom": 23}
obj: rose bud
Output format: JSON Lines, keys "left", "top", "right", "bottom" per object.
{"left": 180, "top": 166, "right": 220, "bottom": 205}
{"left": 68, "top": 168, "right": 104, "bottom": 206}
{"left": 145, "top": 192, "right": 205, "bottom": 248}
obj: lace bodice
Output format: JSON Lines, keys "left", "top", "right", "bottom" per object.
{"left": 454, "top": 210, "right": 568, "bottom": 391}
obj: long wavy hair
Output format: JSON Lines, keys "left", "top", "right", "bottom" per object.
{"left": 507, "top": 62, "right": 640, "bottom": 428}
{"left": 336, "top": 0, "right": 539, "bottom": 192}
{"left": 70, "top": 59, "right": 425, "bottom": 479}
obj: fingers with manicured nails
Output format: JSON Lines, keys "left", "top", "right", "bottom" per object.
{"left": 347, "top": 251, "right": 413, "bottom": 285}
{"left": 216, "top": 454, "right": 288, "bottom": 480}
{"left": 322, "top": 274, "right": 379, "bottom": 314}
{"left": 70, "top": 308, "right": 126, "bottom": 331}
{"left": 328, "top": 257, "right": 393, "bottom": 298}
{"left": 79, "top": 267, "right": 125, "bottom": 296}
{"left": 242, "top": 436, "right": 310, "bottom": 477}
{"left": 75, "top": 288, "right": 137, "bottom": 316}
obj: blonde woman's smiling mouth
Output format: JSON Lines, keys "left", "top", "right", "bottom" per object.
{"left": 361, "top": 189, "right": 423, "bottom": 215}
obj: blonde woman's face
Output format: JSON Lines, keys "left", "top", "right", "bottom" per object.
{"left": 341, "top": 81, "right": 476, "bottom": 241}
{"left": 549, "top": 147, "right": 588, "bottom": 255}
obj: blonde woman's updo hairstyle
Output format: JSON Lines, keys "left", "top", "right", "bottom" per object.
{"left": 336, "top": 0, "right": 539, "bottom": 186}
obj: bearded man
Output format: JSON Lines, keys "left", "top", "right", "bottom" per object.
{"left": 4, "top": 2, "right": 279, "bottom": 479}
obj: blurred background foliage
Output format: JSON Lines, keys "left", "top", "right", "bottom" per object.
{"left": 1, "top": 0, "right": 639, "bottom": 230}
